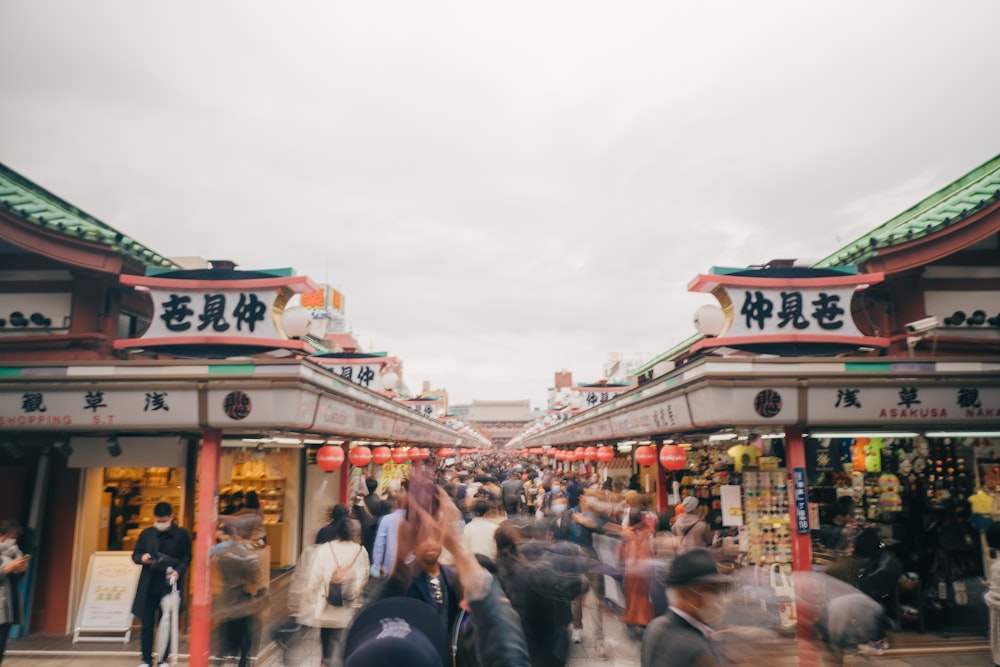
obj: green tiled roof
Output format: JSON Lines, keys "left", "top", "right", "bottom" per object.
{"left": 629, "top": 333, "right": 703, "bottom": 377}
{"left": 814, "top": 153, "right": 1000, "bottom": 268}
{"left": 0, "top": 163, "right": 176, "bottom": 268}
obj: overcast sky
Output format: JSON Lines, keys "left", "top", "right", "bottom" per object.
{"left": 3, "top": 2, "right": 1000, "bottom": 408}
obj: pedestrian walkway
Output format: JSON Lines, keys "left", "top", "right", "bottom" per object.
{"left": 3, "top": 599, "right": 992, "bottom": 667}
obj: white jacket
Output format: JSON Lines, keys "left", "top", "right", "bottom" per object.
{"left": 300, "top": 540, "right": 369, "bottom": 629}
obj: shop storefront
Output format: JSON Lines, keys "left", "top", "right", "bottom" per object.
{"left": 0, "top": 164, "right": 486, "bottom": 667}
{"left": 509, "top": 152, "right": 1000, "bottom": 653}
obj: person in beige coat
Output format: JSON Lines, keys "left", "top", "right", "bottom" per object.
{"left": 672, "top": 497, "right": 714, "bottom": 552}
{"left": 300, "top": 504, "right": 369, "bottom": 667}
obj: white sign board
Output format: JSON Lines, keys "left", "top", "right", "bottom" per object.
{"left": 74, "top": 551, "right": 142, "bottom": 643}
{"left": 720, "top": 484, "right": 744, "bottom": 527}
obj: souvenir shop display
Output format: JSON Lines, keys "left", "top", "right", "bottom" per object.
{"left": 742, "top": 470, "right": 792, "bottom": 564}
{"left": 805, "top": 435, "right": 998, "bottom": 635}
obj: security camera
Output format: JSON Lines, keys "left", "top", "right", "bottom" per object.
{"left": 906, "top": 316, "right": 939, "bottom": 333}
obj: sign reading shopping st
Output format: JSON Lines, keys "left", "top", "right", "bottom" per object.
{"left": 688, "top": 266, "right": 890, "bottom": 354}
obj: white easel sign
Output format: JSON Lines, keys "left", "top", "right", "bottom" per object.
{"left": 74, "top": 551, "right": 142, "bottom": 644}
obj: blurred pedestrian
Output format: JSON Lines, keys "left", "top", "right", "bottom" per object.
{"left": 641, "top": 548, "right": 732, "bottom": 667}
{"left": 672, "top": 497, "right": 713, "bottom": 552}
{"left": 985, "top": 522, "right": 1000, "bottom": 667}
{"left": 211, "top": 518, "right": 267, "bottom": 667}
{"left": 0, "top": 521, "right": 28, "bottom": 665}
{"left": 621, "top": 511, "right": 656, "bottom": 638}
{"left": 302, "top": 503, "right": 369, "bottom": 667}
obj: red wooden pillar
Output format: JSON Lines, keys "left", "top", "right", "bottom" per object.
{"left": 189, "top": 428, "right": 221, "bottom": 667}
{"left": 785, "top": 426, "right": 819, "bottom": 667}
{"left": 338, "top": 445, "right": 350, "bottom": 505}
{"left": 656, "top": 445, "right": 668, "bottom": 512}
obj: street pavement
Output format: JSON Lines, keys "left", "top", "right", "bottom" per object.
{"left": 4, "top": 596, "right": 992, "bottom": 667}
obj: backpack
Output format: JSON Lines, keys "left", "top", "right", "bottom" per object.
{"left": 326, "top": 543, "right": 363, "bottom": 607}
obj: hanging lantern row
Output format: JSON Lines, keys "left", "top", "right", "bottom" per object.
{"left": 318, "top": 444, "right": 438, "bottom": 471}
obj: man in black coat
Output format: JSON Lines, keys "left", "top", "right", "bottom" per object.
{"left": 352, "top": 477, "right": 387, "bottom": 558}
{"left": 131, "top": 502, "right": 192, "bottom": 667}
{"left": 641, "top": 548, "right": 731, "bottom": 667}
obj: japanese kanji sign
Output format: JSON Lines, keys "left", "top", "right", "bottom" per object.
{"left": 688, "top": 269, "right": 890, "bottom": 353}
{"left": 113, "top": 274, "right": 318, "bottom": 354}
{"left": 808, "top": 385, "right": 1000, "bottom": 424}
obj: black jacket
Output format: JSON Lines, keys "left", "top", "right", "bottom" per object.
{"left": 131, "top": 523, "right": 192, "bottom": 616}
{"left": 641, "top": 609, "right": 720, "bottom": 667}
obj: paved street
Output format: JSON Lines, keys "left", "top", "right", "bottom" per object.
{"left": 5, "top": 596, "right": 993, "bottom": 667}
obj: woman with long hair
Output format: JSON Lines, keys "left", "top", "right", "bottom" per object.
{"left": 302, "top": 504, "right": 368, "bottom": 667}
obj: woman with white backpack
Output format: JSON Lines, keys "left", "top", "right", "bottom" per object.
{"left": 302, "top": 504, "right": 370, "bottom": 667}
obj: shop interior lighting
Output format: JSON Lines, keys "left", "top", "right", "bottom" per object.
{"left": 270, "top": 436, "right": 302, "bottom": 445}
{"left": 923, "top": 431, "right": 1000, "bottom": 438}
{"left": 302, "top": 438, "right": 326, "bottom": 445}
{"left": 106, "top": 436, "right": 122, "bottom": 458}
{"left": 619, "top": 440, "right": 637, "bottom": 446}
{"left": 761, "top": 434, "right": 785, "bottom": 440}
{"left": 325, "top": 439, "right": 345, "bottom": 445}
{"left": 638, "top": 440, "right": 653, "bottom": 445}
{"left": 0, "top": 439, "right": 24, "bottom": 460}
{"left": 708, "top": 433, "right": 738, "bottom": 442}
{"left": 806, "top": 432, "right": 919, "bottom": 439}
{"left": 52, "top": 438, "right": 73, "bottom": 457}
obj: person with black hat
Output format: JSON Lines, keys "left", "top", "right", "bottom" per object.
{"left": 131, "top": 502, "right": 192, "bottom": 667}
{"left": 641, "top": 547, "right": 731, "bottom": 667}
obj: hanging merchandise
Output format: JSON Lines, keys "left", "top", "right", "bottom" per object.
{"left": 742, "top": 469, "right": 792, "bottom": 564}
{"left": 877, "top": 473, "right": 902, "bottom": 513}
{"left": 865, "top": 437, "right": 884, "bottom": 473}
{"left": 852, "top": 438, "right": 869, "bottom": 473}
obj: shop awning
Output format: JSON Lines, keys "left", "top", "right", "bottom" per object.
{"left": 508, "top": 356, "right": 1000, "bottom": 448}
{"left": 0, "top": 358, "right": 488, "bottom": 449}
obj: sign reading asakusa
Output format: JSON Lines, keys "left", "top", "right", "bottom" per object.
{"left": 688, "top": 268, "right": 890, "bottom": 353}
{"left": 808, "top": 386, "right": 1000, "bottom": 424}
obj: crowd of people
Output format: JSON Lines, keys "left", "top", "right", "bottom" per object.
{"left": 0, "top": 452, "right": 972, "bottom": 667}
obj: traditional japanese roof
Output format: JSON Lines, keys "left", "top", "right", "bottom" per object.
{"left": 814, "top": 152, "right": 1000, "bottom": 268}
{"left": 0, "top": 162, "right": 175, "bottom": 268}
{"left": 628, "top": 333, "right": 702, "bottom": 378}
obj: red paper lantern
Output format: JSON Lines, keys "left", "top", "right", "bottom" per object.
{"left": 564, "top": 450, "right": 578, "bottom": 463}
{"left": 348, "top": 446, "right": 372, "bottom": 467}
{"left": 372, "top": 446, "right": 392, "bottom": 465}
{"left": 659, "top": 444, "right": 687, "bottom": 471}
{"left": 418, "top": 447, "right": 431, "bottom": 460}
{"left": 575, "top": 447, "right": 586, "bottom": 460}
{"left": 597, "top": 446, "right": 615, "bottom": 463}
{"left": 391, "top": 448, "right": 410, "bottom": 464}
{"left": 316, "top": 445, "right": 344, "bottom": 472}
{"left": 545, "top": 447, "right": 557, "bottom": 457}
{"left": 634, "top": 445, "right": 657, "bottom": 467}
{"left": 439, "top": 447, "right": 456, "bottom": 458}
{"left": 585, "top": 446, "right": 598, "bottom": 461}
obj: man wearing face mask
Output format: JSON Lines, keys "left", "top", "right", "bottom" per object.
{"left": 641, "top": 548, "right": 731, "bottom": 667}
{"left": 131, "top": 502, "right": 192, "bottom": 667}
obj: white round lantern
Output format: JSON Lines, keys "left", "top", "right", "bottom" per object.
{"left": 693, "top": 304, "right": 726, "bottom": 337}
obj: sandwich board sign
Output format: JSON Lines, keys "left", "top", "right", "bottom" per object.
{"left": 73, "top": 551, "right": 141, "bottom": 644}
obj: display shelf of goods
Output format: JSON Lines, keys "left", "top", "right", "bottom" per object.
{"left": 231, "top": 475, "right": 285, "bottom": 524}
